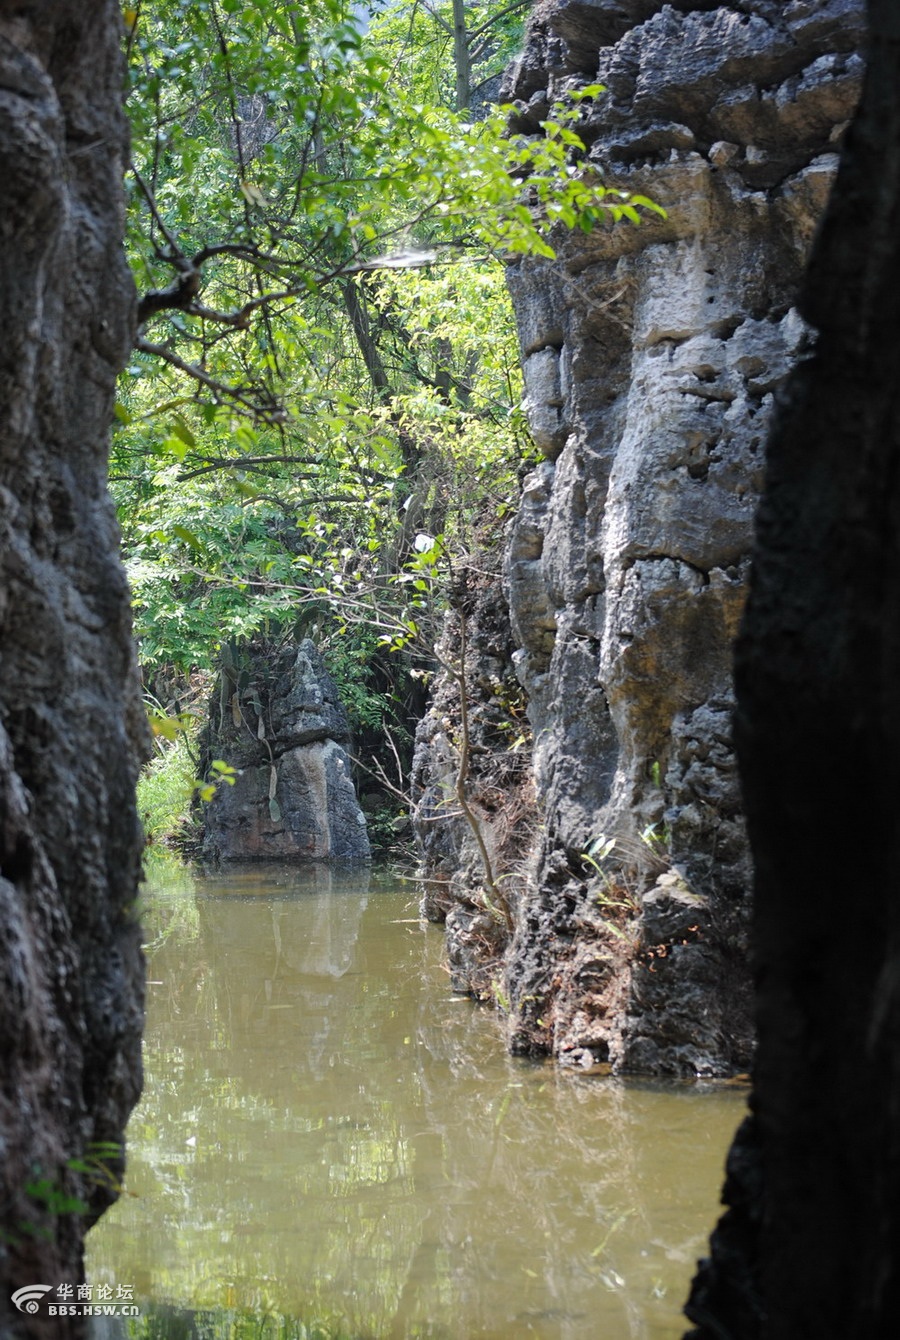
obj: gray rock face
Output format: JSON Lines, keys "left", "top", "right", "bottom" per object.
{"left": 500, "top": 0, "right": 864, "bottom": 1075}
{"left": 0, "top": 1, "right": 148, "bottom": 1315}
{"left": 202, "top": 640, "right": 370, "bottom": 862}
{"left": 414, "top": 0, "right": 864, "bottom": 1075}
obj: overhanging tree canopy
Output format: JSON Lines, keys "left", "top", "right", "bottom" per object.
{"left": 118, "top": 0, "right": 662, "bottom": 735}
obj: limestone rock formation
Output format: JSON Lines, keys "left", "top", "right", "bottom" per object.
{"left": 201, "top": 639, "right": 370, "bottom": 862}
{"left": 0, "top": 0, "right": 148, "bottom": 1321}
{"left": 413, "top": 0, "right": 865, "bottom": 1075}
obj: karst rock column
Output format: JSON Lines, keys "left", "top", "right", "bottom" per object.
{"left": 413, "top": 0, "right": 866, "bottom": 1075}
{"left": 499, "top": 0, "right": 866, "bottom": 1073}
{"left": 0, "top": 1, "right": 147, "bottom": 1323}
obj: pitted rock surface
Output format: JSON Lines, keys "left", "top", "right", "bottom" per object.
{"left": 0, "top": 2, "right": 148, "bottom": 1317}
{"left": 414, "top": 0, "right": 864, "bottom": 1075}
{"left": 201, "top": 639, "right": 370, "bottom": 862}
{"left": 501, "top": 0, "right": 864, "bottom": 1075}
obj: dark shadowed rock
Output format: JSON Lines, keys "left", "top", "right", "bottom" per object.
{"left": 0, "top": 1, "right": 147, "bottom": 1324}
{"left": 201, "top": 640, "right": 370, "bottom": 862}
{"left": 686, "top": 1, "right": 900, "bottom": 1331}
{"left": 411, "top": 557, "right": 533, "bottom": 999}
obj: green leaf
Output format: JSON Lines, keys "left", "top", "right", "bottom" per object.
{"left": 171, "top": 524, "right": 204, "bottom": 552}
{"left": 169, "top": 416, "right": 197, "bottom": 450}
{"left": 160, "top": 435, "right": 191, "bottom": 462}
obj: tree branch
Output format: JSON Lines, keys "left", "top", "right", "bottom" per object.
{"left": 130, "top": 161, "right": 183, "bottom": 258}
{"left": 175, "top": 454, "right": 394, "bottom": 485}
{"left": 191, "top": 241, "right": 281, "bottom": 268}
{"left": 137, "top": 270, "right": 202, "bottom": 326}
{"left": 342, "top": 277, "right": 392, "bottom": 399}
{"left": 134, "top": 338, "right": 284, "bottom": 420}
{"left": 419, "top": 0, "right": 453, "bottom": 36}
{"left": 468, "top": 0, "right": 530, "bottom": 44}
{"left": 176, "top": 455, "right": 323, "bottom": 482}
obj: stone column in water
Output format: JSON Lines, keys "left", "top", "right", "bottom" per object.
{"left": 499, "top": 0, "right": 865, "bottom": 1074}
{"left": 201, "top": 639, "right": 370, "bottom": 861}
{"left": 413, "top": 0, "right": 866, "bottom": 1075}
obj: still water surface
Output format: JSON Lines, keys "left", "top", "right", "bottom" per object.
{"left": 87, "top": 861, "right": 746, "bottom": 1339}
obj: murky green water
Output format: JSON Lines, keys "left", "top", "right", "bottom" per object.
{"left": 86, "top": 861, "right": 746, "bottom": 1340}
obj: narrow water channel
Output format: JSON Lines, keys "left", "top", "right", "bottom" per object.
{"left": 86, "top": 860, "right": 746, "bottom": 1340}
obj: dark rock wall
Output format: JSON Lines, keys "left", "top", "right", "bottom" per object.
{"left": 0, "top": 0, "right": 147, "bottom": 1323}
{"left": 201, "top": 640, "right": 370, "bottom": 862}
{"left": 413, "top": 0, "right": 865, "bottom": 1075}
{"left": 412, "top": 559, "right": 535, "bottom": 999}
{"left": 685, "top": 2, "right": 900, "bottom": 1332}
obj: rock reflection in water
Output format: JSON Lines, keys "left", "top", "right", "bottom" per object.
{"left": 87, "top": 861, "right": 745, "bottom": 1339}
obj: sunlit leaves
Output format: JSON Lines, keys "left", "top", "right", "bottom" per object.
{"left": 195, "top": 759, "right": 238, "bottom": 804}
{"left": 118, "top": 0, "right": 662, "bottom": 713}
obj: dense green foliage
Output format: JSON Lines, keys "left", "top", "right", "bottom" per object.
{"left": 117, "top": 1, "right": 660, "bottom": 779}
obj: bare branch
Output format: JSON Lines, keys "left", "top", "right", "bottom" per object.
{"left": 351, "top": 752, "right": 410, "bottom": 805}
{"left": 468, "top": 0, "right": 531, "bottom": 44}
{"left": 137, "top": 270, "right": 202, "bottom": 326}
{"left": 191, "top": 241, "right": 281, "bottom": 268}
{"left": 130, "top": 162, "right": 184, "bottom": 260}
{"left": 134, "top": 338, "right": 284, "bottom": 421}
{"left": 419, "top": 0, "right": 454, "bottom": 36}
{"left": 175, "top": 454, "right": 395, "bottom": 485}
{"left": 175, "top": 455, "right": 323, "bottom": 482}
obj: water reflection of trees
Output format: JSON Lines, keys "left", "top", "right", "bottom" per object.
{"left": 88, "top": 866, "right": 745, "bottom": 1340}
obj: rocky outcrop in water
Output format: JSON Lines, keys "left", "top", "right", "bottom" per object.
{"left": 201, "top": 639, "right": 370, "bottom": 862}
{"left": 413, "top": 0, "right": 865, "bottom": 1075}
{"left": 0, "top": 1, "right": 147, "bottom": 1322}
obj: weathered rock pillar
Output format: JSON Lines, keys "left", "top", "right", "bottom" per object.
{"left": 501, "top": 0, "right": 864, "bottom": 1074}
{"left": 201, "top": 639, "right": 370, "bottom": 862}
{"left": 413, "top": 0, "right": 865, "bottom": 1075}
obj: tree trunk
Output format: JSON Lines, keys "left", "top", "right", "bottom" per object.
{"left": 452, "top": 0, "right": 472, "bottom": 112}
{"left": 0, "top": 1, "right": 147, "bottom": 1327}
{"left": 685, "top": 2, "right": 900, "bottom": 1334}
